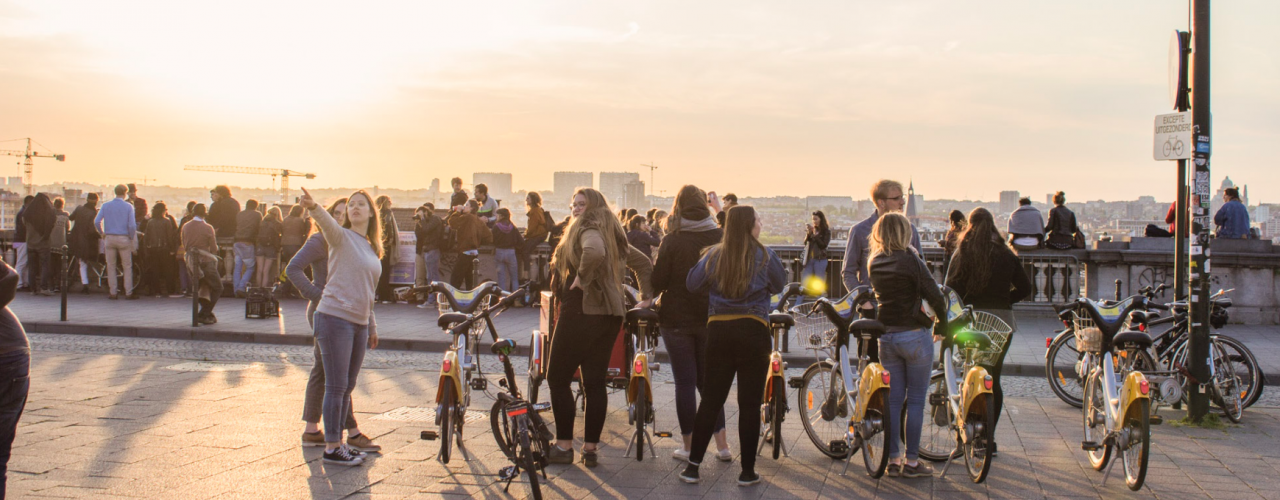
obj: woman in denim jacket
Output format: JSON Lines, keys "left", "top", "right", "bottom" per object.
{"left": 679, "top": 205, "right": 785, "bottom": 487}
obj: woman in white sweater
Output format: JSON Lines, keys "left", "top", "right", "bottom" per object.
{"left": 297, "top": 187, "right": 382, "bottom": 466}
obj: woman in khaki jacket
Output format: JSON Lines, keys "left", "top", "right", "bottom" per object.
{"left": 546, "top": 188, "right": 653, "bottom": 467}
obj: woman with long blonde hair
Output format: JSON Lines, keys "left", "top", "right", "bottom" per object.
{"left": 679, "top": 205, "right": 785, "bottom": 487}
{"left": 867, "top": 212, "right": 947, "bottom": 478}
{"left": 546, "top": 188, "right": 653, "bottom": 468}
{"left": 296, "top": 188, "right": 383, "bottom": 466}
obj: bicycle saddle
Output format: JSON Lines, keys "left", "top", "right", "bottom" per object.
{"left": 849, "top": 319, "right": 885, "bottom": 339}
{"left": 953, "top": 330, "right": 992, "bottom": 350}
{"left": 625, "top": 307, "right": 659, "bottom": 325}
{"left": 490, "top": 338, "right": 517, "bottom": 355}
{"left": 438, "top": 313, "right": 468, "bottom": 331}
{"left": 769, "top": 313, "right": 795, "bottom": 328}
{"left": 1112, "top": 330, "right": 1153, "bottom": 350}
{"left": 432, "top": 281, "right": 501, "bottom": 314}
{"left": 1128, "top": 310, "right": 1161, "bottom": 326}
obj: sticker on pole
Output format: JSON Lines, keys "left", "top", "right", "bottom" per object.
{"left": 1153, "top": 112, "right": 1192, "bottom": 160}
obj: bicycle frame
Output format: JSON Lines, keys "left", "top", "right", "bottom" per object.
{"left": 940, "top": 347, "right": 992, "bottom": 446}
{"left": 760, "top": 317, "right": 791, "bottom": 459}
{"left": 836, "top": 331, "right": 890, "bottom": 476}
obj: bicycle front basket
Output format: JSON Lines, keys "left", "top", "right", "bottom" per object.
{"left": 790, "top": 303, "right": 837, "bottom": 350}
{"left": 966, "top": 310, "right": 1013, "bottom": 366}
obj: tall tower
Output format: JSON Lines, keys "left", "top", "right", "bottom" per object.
{"left": 905, "top": 179, "right": 920, "bottom": 226}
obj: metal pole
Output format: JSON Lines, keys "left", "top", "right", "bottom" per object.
{"left": 1187, "top": 0, "right": 1212, "bottom": 422}
{"left": 60, "top": 249, "right": 70, "bottom": 322}
{"left": 1175, "top": 159, "right": 1188, "bottom": 300}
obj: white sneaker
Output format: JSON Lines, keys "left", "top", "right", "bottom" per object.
{"left": 716, "top": 448, "right": 733, "bottom": 462}
{"left": 672, "top": 447, "right": 691, "bottom": 461}
{"left": 417, "top": 302, "right": 433, "bottom": 309}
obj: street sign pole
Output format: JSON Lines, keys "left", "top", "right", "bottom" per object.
{"left": 1187, "top": 0, "right": 1212, "bottom": 422}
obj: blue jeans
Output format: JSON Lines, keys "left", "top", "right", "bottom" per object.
{"left": 801, "top": 258, "right": 828, "bottom": 295}
{"left": 421, "top": 250, "right": 440, "bottom": 303}
{"left": 232, "top": 242, "right": 256, "bottom": 293}
{"left": 660, "top": 326, "right": 725, "bottom": 437}
{"left": 313, "top": 312, "right": 369, "bottom": 443}
{"left": 495, "top": 248, "right": 518, "bottom": 292}
{"left": 0, "top": 349, "right": 31, "bottom": 494}
{"left": 879, "top": 328, "right": 933, "bottom": 461}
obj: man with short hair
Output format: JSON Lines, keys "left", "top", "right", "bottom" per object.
{"left": 450, "top": 177, "right": 468, "bottom": 209}
{"left": 94, "top": 185, "right": 138, "bottom": 300}
{"left": 841, "top": 179, "right": 922, "bottom": 294}
{"left": 473, "top": 183, "right": 499, "bottom": 225}
{"left": 1214, "top": 187, "right": 1250, "bottom": 239}
{"left": 207, "top": 185, "right": 240, "bottom": 240}
{"left": 182, "top": 203, "right": 222, "bottom": 324}
{"left": 1007, "top": 197, "right": 1045, "bottom": 250}
{"left": 233, "top": 199, "right": 262, "bottom": 296}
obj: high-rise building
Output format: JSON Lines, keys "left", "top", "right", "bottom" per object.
{"left": 553, "top": 172, "right": 593, "bottom": 201}
{"left": 473, "top": 172, "right": 513, "bottom": 205}
{"left": 599, "top": 172, "right": 640, "bottom": 207}
{"left": 0, "top": 190, "right": 21, "bottom": 231}
{"left": 999, "top": 190, "right": 1020, "bottom": 215}
{"left": 623, "top": 180, "right": 647, "bottom": 211}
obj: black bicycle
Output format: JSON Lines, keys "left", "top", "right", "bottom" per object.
{"left": 487, "top": 301, "right": 553, "bottom": 499}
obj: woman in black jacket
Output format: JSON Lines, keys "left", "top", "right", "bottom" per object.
{"left": 1044, "top": 191, "right": 1080, "bottom": 250}
{"left": 945, "top": 207, "right": 1032, "bottom": 449}
{"left": 69, "top": 194, "right": 101, "bottom": 293}
{"left": 801, "top": 210, "right": 831, "bottom": 295}
{"left": 22, "top": 194, "right": 55, "bottom": 295}
{"left": 143, "top": 202, "right": 179, "bottom": 296}
{"left": 650, "top": 185, "right": 731, "bottom": 462}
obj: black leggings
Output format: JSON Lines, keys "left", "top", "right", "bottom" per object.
{"left": 689, "top": 319, "right": 770, "bottom": 472}
{"left": 450, "top": 253, "right": 475, "bottom": 289}
{"left": 546, "top": 310, "right": 622, "bottom": 443}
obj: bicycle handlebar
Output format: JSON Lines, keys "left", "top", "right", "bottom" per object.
{"left": 445, "top": 282, "right": 533, "bottom": 337}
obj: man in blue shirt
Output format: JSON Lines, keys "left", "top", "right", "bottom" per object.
{"left": 94, "top": 185, "right": 138, "bottom": 299}
{"left": 1213, "top": 187, "right": 1250, "bottom": 240}
{"left": 842, "top": 179, "right": 922, "bottom": 295}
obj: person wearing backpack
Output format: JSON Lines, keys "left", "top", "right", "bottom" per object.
{"left": 143, "top": 202, "right": 179, "bottom": 297}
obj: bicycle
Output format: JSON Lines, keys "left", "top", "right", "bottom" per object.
{"left": 1081, "top": 309, "right": 1154, "bottom": 491}
{"left": 622, "top": 301, "right": 670, "bottom": 460}
{"left": 794, "top": 287, "right": 891, "bottom": 477}
{"left": 917, "top": 287, "right": 1012, "bottom": 483}
{"left": 415, "top": 280, "right": 505, "bottom": 464}
{"left": 760, "top": 310, "right": 796, "bottom": 460}
{"left": 1045, "top": 284, "right": 1261, "bottom": 416}
{"left": 793, "top": 287, "right": 862, "bottom": 460}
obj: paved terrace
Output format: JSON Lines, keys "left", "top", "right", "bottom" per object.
{"left": 10, "top": 294, "right": 1280, "bottom": 381}
{"left": 11, "top": 333, "right": 1280, "bottom": 499}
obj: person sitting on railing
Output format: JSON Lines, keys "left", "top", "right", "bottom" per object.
{"left": 1045, "top": 191, "right": 1081, "bottom": 250}
{"left": 1214, "top": 187, "right": 1250, "bottom": 240}
{"left": 1007, "top": 197, "right": 1044, "bottom": 251}
{"left": 945, "top": 207, "right": 1032, "bottom": 456}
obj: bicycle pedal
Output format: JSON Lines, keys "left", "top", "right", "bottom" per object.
{"left": 1150, "top": 415, "right": 1164, "bottom": 425}
{"left": 1081, "top": 441, "right": 1101, "bottom": 451}
{"left": 829, "top": 440, "right": 849, "bottom": 455}
{"left": 655, "top": 431, "right": 673, "bottom": 438}
{"left": 649, "top": 362, "right": 661, "bottom": 372}
{"left": 420, "top": 430, "right": 438, "bottom": 441}
{"left": 470, "top": 379, "right": 488, "bottom": 391}
{"left": 788, "top": 377, "right": 805, "bottom": 389}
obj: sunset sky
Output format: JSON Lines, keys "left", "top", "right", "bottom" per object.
{"left": 1, "top": 1, "right": 1276, "bottom": 202}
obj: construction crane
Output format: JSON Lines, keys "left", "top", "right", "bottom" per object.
{"left": 183, "top": 165, "right": 316, "bottom": 203}
{"left": 0, "top": 138, "right": 66, "bottom": 196}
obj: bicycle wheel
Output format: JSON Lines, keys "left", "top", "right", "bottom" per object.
{"left": 797, "top": 362, "right": 850, "bottom": 459}
{"left": 964, "top": 394, "right": 994, "bottom": 483}
{"left": 438, "top": 383, "right": 457, "bottom": 464}
{"left": 1210, "top": 340, "right": 1244, "bottom": 423}
{"left": 1213, "top": 335, "right": 1264, "bottom": 408}
{"left": 633, "top": 382, "right": 647, "bottom": 461}
{"left": 1120, "top": 398, "right": 1149, "bottom": 491}
{"left": 1082, "top": 371, "right": 1111, "bottom": 470}
{"left": 861, "top": 389, "right": 889, "bottom": 478}
{"left": 918, "top": 372, "right": 960, "bottom": 462}
{"left": 490, "top": 399, "right": 515, "bottom": 460}
{"left": 1046, "top": 331, "right": 1085, "bottom": 408}
{"left": 771, "top": 376, "right": 785, "bottom": 460}
{"left": 517, "top": 419, "right": 543, "bottom": 500}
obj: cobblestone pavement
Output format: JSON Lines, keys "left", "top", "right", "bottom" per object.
{"left": 11, "top": 333, "right": 1280, "bottom": 499}
{"left": 12, "top": 293, "right": 1280, "bottom": 381}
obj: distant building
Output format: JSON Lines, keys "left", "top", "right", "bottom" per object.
{"left": 553, "top": 172, "right": 593, "bottom": 202}
{"left": 0, "top": 190, "right": 21, "bottom": 231}
{"left": 599, "top": 172, "right": 639, "bottom": 207}
{"left": 905, "top": 181, "right": 922, "bottom": 226}
{"left": 805, "top": 196, "right": 855, "bottom": 209}
{"left": 622, "top": 180, "right": 647, "bottom": 210}
{"left": 428, "top": 178, "right": 441, "bottom": 206}
{"left": 473, "top": 172, "right": 513, "bottom": 205}
{"left": 999, "top": 190, "right": 1020, "bottom": 215}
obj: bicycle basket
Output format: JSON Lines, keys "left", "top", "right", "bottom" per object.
{"left": 965, "top": 310, "right": 1013, "bottom": 366}
{"left": 790, "top": 303, "right": 837, "bottom": 350}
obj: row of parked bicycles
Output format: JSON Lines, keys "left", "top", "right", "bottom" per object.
{"left": 405, "top": 275, "right": 1259, "bottom": 498}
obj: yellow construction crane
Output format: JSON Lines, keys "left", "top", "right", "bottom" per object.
{"left": 183, "top": 165, "right": 316, "bottom": 203}
{"left": 0, "top": 138, "right": 66, "bottom": 196}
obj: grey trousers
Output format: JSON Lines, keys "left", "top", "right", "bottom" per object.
{"left": 301, "top": 301, "right": 358, "bottom": 429}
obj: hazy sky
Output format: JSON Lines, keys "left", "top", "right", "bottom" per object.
{"left": 1, "top": 1, "right": 1276, "bottom": 202}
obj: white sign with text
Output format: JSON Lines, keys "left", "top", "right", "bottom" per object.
{"left": 1153, "top": 111, "right": 1192, "bottom": 160}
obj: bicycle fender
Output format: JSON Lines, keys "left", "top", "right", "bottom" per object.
{"left": 1118, "top": 371, "right": 1150, "bottom": 424}
{"left": 528, "top": 330, "right": 546, "bottom": 380}
{"left": 763, "top": 351, "right": 786, "bottom": 399}
{"left": 1045, "top": 328, "right": 1072, "bottom": 360}
{"left": 435, "top": 350, "right": 464, "bottom": 403}
{"left": 961, "top": 366, "right": 993, "bottom": 422}
{"left": 856, "top": 363, "right": 890, "bottom": 419}
{"left": 626, "top": 352, "right": 652, "bottom": 403}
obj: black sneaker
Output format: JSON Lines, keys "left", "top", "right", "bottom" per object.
{"left": 547, "top": 445, "right": 574, "bottom": 465}
{"left": 323, "top": 446, "right": 364, "bottom": 466}
{"left": 582, "top": 449, "right": 598, "bottom": 468}
{"left": 737, "top": 470, "right": 761, "bottom": 486}
{"left": 900, "top": 461, "right": 934, "bottom": 478}
{"left": 341, "top": 444, "right": 367, "bottom": 458}
{"left": 679, "top": 463, "right": 700, "bottom": 484}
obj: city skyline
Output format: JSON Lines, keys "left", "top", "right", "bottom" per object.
{"left": 1, "top": 1, "right": 1277, "bottom": 201}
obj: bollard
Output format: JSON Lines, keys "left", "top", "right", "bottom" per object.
{"left": 189, "top": 257, "right": 201, "bottom": 327}
{"left": 60, "top": 247, "right": 70, "bottom": 322}
{"left": 1114, "top": 279, "right": 1122, "bottom": 302}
